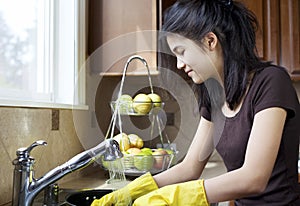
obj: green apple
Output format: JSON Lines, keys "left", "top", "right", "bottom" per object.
{"left": 165, "top": 149, "right": 177, "bottom": 166}
{"left": 134, "top": 151, "right": 154, "bottom": 171}
{"left": 116, "top": 94, "right": 133, "bottom": 114}
{"left": 121, "top": 152, "right": 134, "bottom": 169}
{"left": 141, "top": 147, "right": 153, "bottom": 155}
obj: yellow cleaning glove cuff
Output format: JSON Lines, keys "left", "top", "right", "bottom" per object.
{"left": 91, "top": 172, "right": 158, "bottom": 206}
{"left": 133, "top": 179, "right": 209, "bottom": 206}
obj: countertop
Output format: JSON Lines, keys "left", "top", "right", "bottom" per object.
{"left": 33, "top": 160, "right": 228, "bottom": 205}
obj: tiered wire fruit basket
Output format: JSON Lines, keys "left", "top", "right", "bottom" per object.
{"left": 101, "top": 55, "right": 178, "bottom": 176}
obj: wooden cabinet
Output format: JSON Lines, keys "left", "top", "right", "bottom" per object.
{"left": 88, "top": 0, "right": 158, "bottom": 75}
{"left": 240, "top": 0, "right": 300, "bottom": 80}
{"left": 88, "top": 0, "right": 299, "bottom": 79}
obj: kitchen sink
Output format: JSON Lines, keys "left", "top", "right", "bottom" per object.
{"left": 33, "top": 188, "right": 113, "bottom": 206}
{"left": 63, "top": 189, "right": 113, "bottom": 206}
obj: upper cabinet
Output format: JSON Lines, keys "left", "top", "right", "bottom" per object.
{"left": 88, "top": 0, "right": 300, "bottom": 80}
{"left": 240, "top": 0, "right": 300, "bottom": 80}
{"left": 88, "top": 0, "right": 158, "bottom": 75}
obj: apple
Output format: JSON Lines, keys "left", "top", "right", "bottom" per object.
{"left": 152, "top": 149, "right": 168, "bottom": 169}
{"left": 165, "top": 149, "right": 177, "bottom": 166}
{"left": 115, "top": 94, "right": 133, "bottom": 114}
{"left": 132, "top": 93, "right": 152, "bottom": 114}
{"left": 133, "top": 151, "right": 154, "bottom": 171}
{"left": 141, "top": 147, "right": 153, "bottom": 155}
{"left": 121, "top": 152, "right": 135, "bottom": 169}
{"left": 128, "top": 134, "right": 144, "bottom": 148}
{"left": 147, "top": 93, "right": 162, "bottom": 107}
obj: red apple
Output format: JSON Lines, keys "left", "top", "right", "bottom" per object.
{"left": 152, "top": 149, "right": 168, "bottom": 169}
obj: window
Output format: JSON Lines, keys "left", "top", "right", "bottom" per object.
{"left": 0, "top": 0, "right": 86, "bottom": 109}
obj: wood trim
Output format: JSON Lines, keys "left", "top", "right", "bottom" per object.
{"left": 263, "top": 0, "right": 280, "bottom": 64}
{"left": 280, "top": 0, "right": 300, "bottom": 77}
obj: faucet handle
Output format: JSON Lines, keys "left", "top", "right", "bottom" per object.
{"left": 17, "top": 140, "right": 47, "bottom": 159}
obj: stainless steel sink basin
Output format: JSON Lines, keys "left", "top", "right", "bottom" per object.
{"left": 64, "top": 189, "right": 113, "bottom": 206}
{"left": 32, "top": 188, "right": 113, "bottom": 206}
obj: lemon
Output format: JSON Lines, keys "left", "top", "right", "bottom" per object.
{"left": 128, "top": 134, "right": 144, "bottom": 149}
{"left": 133, "top": 93, "right": 152, "bottom": 114}
{"left": 113, "top": 133, "right": 130, "bottom": 152}
{"left": 147, "top": 93, "right": 162, "bottom": 107}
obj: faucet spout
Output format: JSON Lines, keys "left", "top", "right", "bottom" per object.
{"left": 12, "top": 138, "right": 122, "bottom": 206}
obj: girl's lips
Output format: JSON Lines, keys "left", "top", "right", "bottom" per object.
{"left": 185, "top": 69, "right": 192, "bottom": 76}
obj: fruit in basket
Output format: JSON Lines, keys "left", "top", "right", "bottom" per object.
{"left": 153, "top": 149, "right": 168, "bottom": 169}
{"left": 101, "top": 156, "right": 122, "bottom": 170}
{"left": 134, "top": 151, "right": 154, "bottom": 171}
{"left": 165, "top": 149, "right": 177, "bottom": 166}
{"left": 113, "top": 133, "right": 130, "bottom": 152}
{"left": 116, "top": 94, "right": 133, "bottom": 113}
{"left": 128, "top": 134, "right": 144, "bottom": 148}
{"left": 121, "top": 152, "right": 135, "bottom": 169}
{"left": 147, "top": 93, "right": 162, "bottom": 107}
{"left": 132, "top": 93, "right": 152, "bottom": 114}
{"left": 126, "top": 147, "right": 142, "bottom": 155}
{"left": 141, "top": 147, "right": 153, "bottom": 155}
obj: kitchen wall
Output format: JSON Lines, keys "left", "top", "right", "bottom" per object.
{"left": 0, "top": 108, "right": 85, "bottom": 205}
{"left": 0, "top": 79, "right": 299, "bottom": 206}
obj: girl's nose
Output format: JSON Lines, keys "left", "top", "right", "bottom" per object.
{"left": 177, "top": 58, "right": 185, "bottom": 69}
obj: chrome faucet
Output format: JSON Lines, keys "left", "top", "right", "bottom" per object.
{"left": 12, "top": 139, "right": 123, "bottom": 206}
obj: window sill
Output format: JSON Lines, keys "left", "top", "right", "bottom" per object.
{"left": 0, "top": 100, "right": 89, "bottom": 110}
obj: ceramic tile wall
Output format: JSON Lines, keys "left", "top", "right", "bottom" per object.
{"left": 0, "top": 108, "right": 85, "bottom": 205}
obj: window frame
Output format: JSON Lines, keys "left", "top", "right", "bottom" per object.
{"left": 0, "top": 0, "right": 87, "bottom": 110}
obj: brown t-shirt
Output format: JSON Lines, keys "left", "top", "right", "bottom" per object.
{"left": 201, "top": 66, "right": 300, "bottom": 205}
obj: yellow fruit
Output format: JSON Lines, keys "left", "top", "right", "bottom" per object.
{"left": 116, "top": 94, "right": 133, "bottom": 114}
{"left": 133, "top": 93, "right": 152, "bottom": 114}
{"left": 147, "top": 93, "right": 162, "bottom": 107}
{"left": 113, "top": 133, "right": 130, "bottom": 152}
{"left": 126, "top": 147, "right": 142, "bottom": 155}
{"left": 128, "top": 134, "right": 144, "bottom": 149}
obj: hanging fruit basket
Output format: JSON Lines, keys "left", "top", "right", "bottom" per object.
{"left": 101, "top": 55, "right": 178, "bottom": 176}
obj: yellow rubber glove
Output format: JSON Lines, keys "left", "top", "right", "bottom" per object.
{"left": 133, "top": 179, "right": 209, "bottom": 206}
{"left": 91, "top": 172, "right": 158, "bottom": 206}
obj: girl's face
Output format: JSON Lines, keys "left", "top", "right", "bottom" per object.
{"left": 166, "top": 34, "right": 221, "bottom": 84}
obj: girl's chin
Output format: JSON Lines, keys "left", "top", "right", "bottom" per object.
{"left": 191, "top": 76, "right": 204, "bottom": 84}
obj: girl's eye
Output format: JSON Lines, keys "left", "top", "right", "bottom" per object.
{"left": 178, "top": 50, "right": 185, "bottom": 56}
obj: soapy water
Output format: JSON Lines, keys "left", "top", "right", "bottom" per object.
{"left": 107, "top": 158, "right": 132, "bottom": 205}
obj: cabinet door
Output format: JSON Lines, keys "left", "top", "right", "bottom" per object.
{"left": 280, "top": 0, "right": 300, "bottom": 80}
{"left": 88, "top": 0, "right": 158, "bottom": 75}
{"left": 239, "top": 0, "right": 280, "bottom": 64}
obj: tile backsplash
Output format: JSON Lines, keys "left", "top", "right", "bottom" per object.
{"left": 0, "top": 108, "right": 85, "bottom": 205}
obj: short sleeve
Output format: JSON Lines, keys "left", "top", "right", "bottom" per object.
{"left": 252, "top": 67, "right": 299, "bottom": 118}
{"left": 200, "top": 106, "right": 211, "bottom": 121}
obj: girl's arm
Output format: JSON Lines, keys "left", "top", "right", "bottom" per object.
{"left": 204, "top": 107, "right": 287, "bottom": 203}
{"left": 154, "top": 116, "right": 215, "bottom": 187}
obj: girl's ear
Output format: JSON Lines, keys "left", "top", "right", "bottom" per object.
{"left": 204, "top": 32, "right": 218, "bottom": 51}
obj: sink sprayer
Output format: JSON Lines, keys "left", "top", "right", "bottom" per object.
{"left": 12, "top": 139, "right": 123, "bottom": 206}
